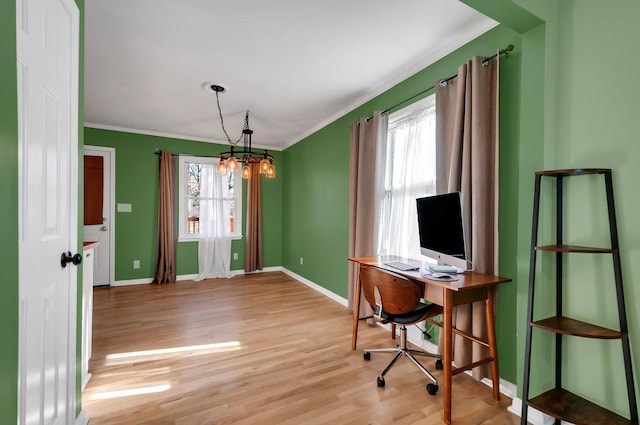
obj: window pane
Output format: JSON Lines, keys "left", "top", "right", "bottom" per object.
{"left": 178, "top": 156, "right": 242, "bottom": 239}
{"left": 187, "top": 196, "right": 199, "bottom": 234}
{"left": 378, "top": 96, "right": 436, "bottom": 258}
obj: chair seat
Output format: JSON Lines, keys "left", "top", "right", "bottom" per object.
{"left": 382, "top": 302, "right": 439, "bottom": 324}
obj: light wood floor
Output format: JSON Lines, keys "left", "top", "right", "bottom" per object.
{"left": 83, "top": 271, "right": 521, "bottom": 425}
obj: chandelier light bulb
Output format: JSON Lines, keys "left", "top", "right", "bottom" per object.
{"left": 227, "top": 156, "right": 239, "bottom": 173}
{"left": 266, "top": 163, "right": 276, "bottom": 179}
{"left": 242, "top": 164, "right": 251, "bottom": 179}
{"left": 217, "top": 159, "right": 227, "bottom": 175}
{"left": 259, "top": 158, "right": 270, "bottom": 175}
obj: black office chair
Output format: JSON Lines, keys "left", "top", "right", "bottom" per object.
{"left": 360, "top": 265, "right": 442, "bottom": 395}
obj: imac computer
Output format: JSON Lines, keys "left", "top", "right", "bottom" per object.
{"left": 416, "top": 192, "right": 468, "bottom": 273}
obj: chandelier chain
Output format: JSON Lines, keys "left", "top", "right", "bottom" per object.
{"left": 215, "top": 90, "right": 242, "bottom": 145}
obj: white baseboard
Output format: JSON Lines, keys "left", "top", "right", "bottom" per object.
{"left": 111, "top": 277, "right": 153, "bottom": 286}
{"left": 281, "top": 268, "right": 348, "bottom": 307}
{"left": 509, "top": 397, "right": 563, "bottom": 425}
{"left": 81, "top": 372, "right": 92, "bottom": 391}
{"left": 75, "top": 410, "right": 89, "bottom": 425}
{"left": 113, "top": 267, "right": 287, "bottom": 287}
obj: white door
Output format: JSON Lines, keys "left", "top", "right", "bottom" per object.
{"left": 16, "top": 0, "right": 79, "bottom": 423}
{"left": 83, "top": 147, "right": 114, "bottom": 286}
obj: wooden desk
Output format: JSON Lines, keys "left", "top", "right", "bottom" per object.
{"left": 349, "top": 256, "right": 511, "bottom": 424}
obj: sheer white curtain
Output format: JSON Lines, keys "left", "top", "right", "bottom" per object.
{"left": 194, "top": 164, "right": 233, "bottom": 280}
{"left": 377, "top": 96, "right": 437, "bottom": 259}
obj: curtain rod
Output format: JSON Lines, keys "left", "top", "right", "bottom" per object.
{"left": 376, "top": 44, "right": 514, "bottom": 116}
{"left": 154, "top": 150, "right": 219, "bottom": 159}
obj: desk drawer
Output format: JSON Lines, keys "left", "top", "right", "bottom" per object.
{"left": 424, "top": 285, "right": 488, "bottom": 307}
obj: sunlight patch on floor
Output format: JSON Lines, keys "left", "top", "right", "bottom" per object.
{"left": 89, "top": 384, "right": 171, "bottom": 400}
{"left": 105, "top": 341, "right": 242, "bottom": 361}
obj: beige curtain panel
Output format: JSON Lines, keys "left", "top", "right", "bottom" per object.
{"left": 435, "top": 55, "right": 499, "bottom": 380}
{"left": 245, "top": 162, "right": 263, "bottom": 272}
{"left": 154, "top": 151, "right": 177, "bottom": 284}
{"left": 348, "top": 112, "right": 388, "bottom": 315}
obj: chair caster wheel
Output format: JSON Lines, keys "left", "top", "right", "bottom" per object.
{"left": 363, "top": 352, "right": 371, "bottom": 361}
{"left": 436, "top": 359, "right": 443, "bottom": 370}
{"left": 427, "top": 383, "right": 439, "bottom": 395}
{"left": 377, "top": 376, "right": 385, "bottom": 387}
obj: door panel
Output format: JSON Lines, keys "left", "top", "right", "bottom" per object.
{"left": 16, "top": 0, "right": 79, "bottom": 423}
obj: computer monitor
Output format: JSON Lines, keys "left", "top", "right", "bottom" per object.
{"left": 416, "top": 192, "right": 468, "bottom": 271}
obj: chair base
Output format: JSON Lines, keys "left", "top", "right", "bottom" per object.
{"left": 364, "top": 324, "right": 440, "bottom": 393}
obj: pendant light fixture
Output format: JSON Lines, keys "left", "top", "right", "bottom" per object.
{"left": 204, "top": 83, "right": 276, "bottom": 179}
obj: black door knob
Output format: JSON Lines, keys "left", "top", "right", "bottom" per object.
{"left": 61, "top": 251, "right": 83, "bottom": 268}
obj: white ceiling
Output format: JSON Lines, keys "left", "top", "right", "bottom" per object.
{"left": 84, "top": 0, "right": 496, "bottom": 151}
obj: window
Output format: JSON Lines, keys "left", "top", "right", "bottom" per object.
{"left": 178, "top": 155, "right": 242, "bottom": 240}
{"left": 377, "top": 95, "right": 436, "bottom": 258}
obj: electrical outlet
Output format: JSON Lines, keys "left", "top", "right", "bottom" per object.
{"left": 133, "top": 260, "right": 140, "bottom": 269}
{"left": 233, "top": 252, "right": 238, "bottom": 260}
{"left": 300, "top": 257, "right": 304, "bottom": 265}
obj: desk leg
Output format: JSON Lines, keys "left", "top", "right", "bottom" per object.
{"left": 486, "top": 285, "right": 500, "bottom": 401}
{"left": 443, "top": 290, "right": 453, "bottom": 424}
{"left": 351, "top": 265, "right": 361, "bottom": 351}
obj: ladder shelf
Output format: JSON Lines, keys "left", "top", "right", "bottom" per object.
{"left": 520, "top": 168, "right": 637, "bottom": 425}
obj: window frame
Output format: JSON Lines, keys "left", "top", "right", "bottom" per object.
{"left": 177, "top": 155, "right": 242, "bottom": 241}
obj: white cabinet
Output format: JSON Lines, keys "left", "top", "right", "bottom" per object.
{"left": 81, "top": 244, "right": 96, "bottom": 390}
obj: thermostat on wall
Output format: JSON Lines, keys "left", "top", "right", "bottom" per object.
{"left": 117, "top": 203, "right": 132, "bottom": 213}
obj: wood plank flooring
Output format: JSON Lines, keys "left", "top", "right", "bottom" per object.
{"left": 83, "top": 271, "right": 521, "bottom": 424}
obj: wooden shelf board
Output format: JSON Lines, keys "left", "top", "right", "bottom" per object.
{"left": 536, "top": 168, "right": 610, "bottom": 177}
{"left": 531, "top": 316, "right": 626, "bottom": 339}
{"left": 528, "top": 388, "right": 634, "bottom": 425}
{"left": 535, "top": 244, "right": 615, "bottom": 253}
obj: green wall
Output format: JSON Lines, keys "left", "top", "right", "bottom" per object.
{"left": 0, "top": 1, "right": 20, "bottom": 422}
{"left": 538, "top": 0, "right": 640, "bottom": 417}
{"left": 282, "top": 25, "right": 524, "bottom": 384}
{"left": 84, "top": 128, "right": 283, "bottom": 280}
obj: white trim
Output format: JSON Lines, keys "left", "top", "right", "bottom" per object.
{"left": 83, "top": 145, "right": 116, "bottom": 286}
{"left": 113, "top": 266, "right": 285, "bottom": 286}
{"left": 81, "top": 372, "right": 92, "bottom": 391}
{"left": 480, "top": 375, "right": 518, "bottom": 400}
{"left": 509, "top": 397, "right": 559, "bottom": 425}
{"left": 84, "top": 122, "right": 282, "bottom": 152}
{"left": 281, "top": 268, "right": 348, "bottom": 307}
{"left": 388, "top": 94, "right": 436, "bottom": 128}
{"left": 75, "top": 409, "right": 90, "bottom": 425}
{"left": 111, "top": 278, "right": 154, "bottom": 287}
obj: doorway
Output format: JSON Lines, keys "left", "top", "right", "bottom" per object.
{"left": 84, "top": 146, "right": 115, "bottom": 286}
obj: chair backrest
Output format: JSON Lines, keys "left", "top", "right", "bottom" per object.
{"left": 360, "top": 266, "right": 424, "bottom": 315}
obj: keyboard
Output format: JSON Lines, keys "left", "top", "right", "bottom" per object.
{"left": 383, "top": 261, "right": 419, "bottom": 271}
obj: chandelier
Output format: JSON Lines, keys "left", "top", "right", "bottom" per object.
{"left": 205, "top": 83, "right": 276, "bottom": 179}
